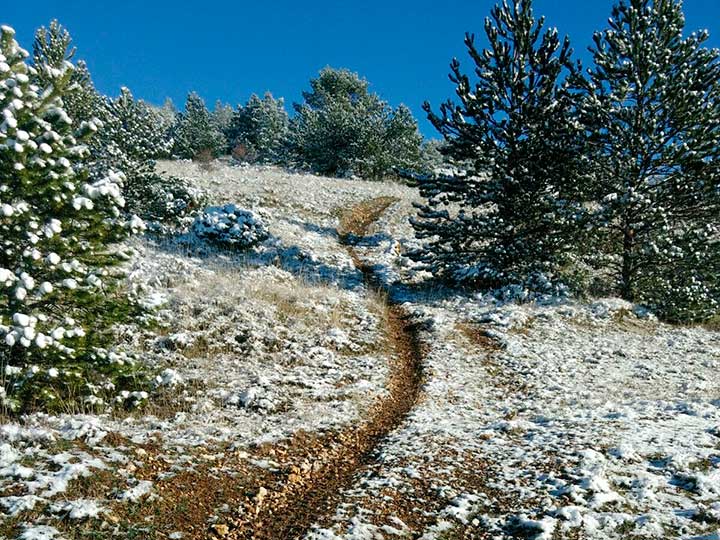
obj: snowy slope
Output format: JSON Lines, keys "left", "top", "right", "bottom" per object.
{"left": 1, "top": 161, "right": 718, "bottom": 540}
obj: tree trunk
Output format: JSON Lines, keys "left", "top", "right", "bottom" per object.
{"left": 621, "top": 226, "right": 635, "bottom": 301}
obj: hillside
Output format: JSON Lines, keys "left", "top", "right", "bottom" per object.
{"left": 1, "top": 161, "right": 718, "bottom": 540}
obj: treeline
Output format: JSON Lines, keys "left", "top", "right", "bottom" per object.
{"left": 412, "top": 0, "right": 720, "bottom": 323}
{"left": 30, "top": 20, "right": 437, "bottom": 188}
{"left": 169, "top": 67, "right": 428, "bottom": 180}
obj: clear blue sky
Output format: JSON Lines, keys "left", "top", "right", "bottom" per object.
{"left": 3, "top": 0, "right": 719, "bottom": 137}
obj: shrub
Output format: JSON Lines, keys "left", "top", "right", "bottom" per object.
{"left": 192, "top": 205, "right": 270, "bottom": 249}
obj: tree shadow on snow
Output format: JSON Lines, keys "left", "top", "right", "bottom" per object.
{"left": 146, "top": 231, "right": 365, "bottom": 291}
{"left": 339, "top": 231, "right": 395, "bottom": 249}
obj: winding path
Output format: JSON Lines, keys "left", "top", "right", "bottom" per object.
{"left": 227, "top": 197, "right": 425, "bottom": 539}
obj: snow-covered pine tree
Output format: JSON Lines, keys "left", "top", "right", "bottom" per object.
{"left": 32, "top": 20, "right": 103, "bottom": 126}
{"left": 417, "top": 139, "right": 447, "bottom": 175}
{"left": 290, "top": 67, "right": 422, "bottom": 179}
{"left": 32, "top": 20, "right": 75, "bottom": 81}
{"left": 227, "top": 92, "right": 289, "bottom": 163}
{"left": 210, "top": 100, "right": 234, "bottom": 154}
{"left": 173, "top": 92, "right": 227, "bottom": 160}
{"left": 0, "top": 25, "right": 144, "bottom": 411}
{"left": 411, "top": 0, "right": 586, "bottom": 288}
{"left": 93, "top": 87, "right": 200, "bottom": 222}
{"left": 33, "top": 23, "right": 194, "bottom": 223}
{"left": 574, "top": 0, "right": 720, "bottom": 321}
{"left": 151, "top": 97, "right": 178, "bottom": 145}
{"left": 103, "top": 87, "right": 173, "bottom": 162}
{"left": 356, "top": 103, "right": 423, "bottom": 180}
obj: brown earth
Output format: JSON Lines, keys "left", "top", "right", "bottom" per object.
{"left": 223, "top": 196, "right": 426, "bottom": 539}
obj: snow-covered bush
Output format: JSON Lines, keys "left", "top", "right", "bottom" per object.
{"left": 0, "top": 25, "right": 147, "bottom": 412}
{"left": 290, "top": 67, "right": 422, "bottom": 180}
{"left": 133, "top": 173, "right": 206, "bottom": 224}
{"left": 192, "top": 205, "right": 269, "bottom": 249}
{"left": 636, "top": 229, "right": 720, "bottom": 323}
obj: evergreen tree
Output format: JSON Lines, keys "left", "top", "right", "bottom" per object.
{"left": 32, "top": 20, "right": 75, "bottom": 85}
{"left": 574, "top": 0, "right": 720, "bottom": 321}
{"left": 94, "top": 88, "right": 199, "bottom": 222}
{"left": 290, "top": 67, "right": 422, "bottom": 179}
{"left": 211, "top": 100, "right": 235, "bottom": 153}
{"left": 0, "top": 25, "right": 143, "bottom": 410}
{"left": 411, "top": 0, "right": 586, "bottom": 287}
{"left": 102, "top": 87, "right": 173, "bottom": 162}
{"left": 152, "top": 97, "right": 178, "bottom": 145}
{"left": 33, "top": 22, "right": 197, "bottom": 224}
{"left": 227, "top": 92, "right": 289, "bottom": 163}
{"left": 356, "top": 103, "right": 423, "bottom": 179}
{"left": 32, "top": 20, "right": 103, "bottom": 125}
{"left": 173, "top": 92, "right": 226, "bottom": 160}
{"left": 418, "top": 139, "right": 449, "bottom": 174}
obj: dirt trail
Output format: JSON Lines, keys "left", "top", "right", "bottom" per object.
{"left": 225, "top": 197, "right": 425, "bottom": 539}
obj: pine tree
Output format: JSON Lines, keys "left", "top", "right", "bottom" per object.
{"left": 356, "top": 103, "right": 423, "bottom": 179}
{"left": 211, "top": 100, "right": 234, "bottom": 153}
{"left": 574, "top": 0, "right": 720, "bottom": 321}
{"left": 32, "top": 23, "right": 195, "bottom": 223}
{"left": 94, "top": 88, "right": 199, "bottom": 222}
{"left": 290, "top": 67, "right": 422, "bottom": 179}
{"left": 173, "top": 92, "right": 226, "bottom": 160}
{"left": 411, "top": 0, "right": 586, "bottom": 288}
{"left": 32, "top": 20, "right": 75, "bottom": 85}
{"left": 32, "top": 20, "right": 103, "bottom": 126}
{"left": 0, "top": 25, "right": 144, "bottom": 410}
{"left": 227, "top": 92, "right": 289, "bottom": 163}
{"left": 152, "top": 97, "right": 178, "bottom": 143}
{"left": 418, "top": 139, "right": 448, "bottom": 174}
{"left": 102, "top": 87, "right": 173, "bottom": 162}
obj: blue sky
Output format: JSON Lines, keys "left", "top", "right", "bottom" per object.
{"left": 3, "top": 0, "right": 720, "bottom": 137}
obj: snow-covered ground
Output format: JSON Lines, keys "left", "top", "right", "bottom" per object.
{"left": 1, "top": 161, "right": 718, "bottom": 540}
{"left": 311, "top": 196, "right": 720, "bottom": 540}
{"left": 0, "top": 162, "right": 412, "bottom": 539}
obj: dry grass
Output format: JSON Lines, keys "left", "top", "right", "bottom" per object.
{"left": 703, "top": 315, "right": 720, "bottom": 332}
{"left": 193, "top": 148, "right": 216, "bottom": 171}
{"left": 244, "top": 274, "right": 348, "bottom": 329}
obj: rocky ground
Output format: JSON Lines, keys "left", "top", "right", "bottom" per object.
{"left": 1, "top": 160, "right": 719, "bottom": 540}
